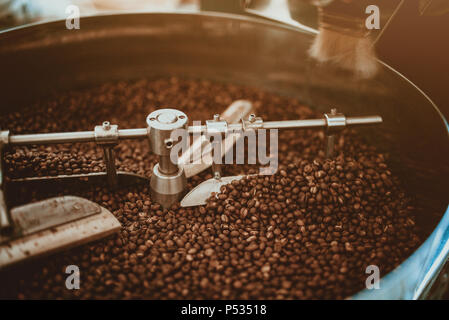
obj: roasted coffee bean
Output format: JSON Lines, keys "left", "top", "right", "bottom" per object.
{"left": 0, "top": 78, "right": 420, "bottom": 300}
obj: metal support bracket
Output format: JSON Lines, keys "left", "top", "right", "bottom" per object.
{"left": 324, "top": 108, "right": 346, "bottom": 158}
{"left": 94, "top": 121, "right": 119, "bottom": 188}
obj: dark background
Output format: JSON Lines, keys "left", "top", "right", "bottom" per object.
{"left": 377, "top": 0, "right": 449, "bottom": 121}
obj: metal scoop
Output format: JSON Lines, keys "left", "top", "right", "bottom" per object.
{"left": 181, "top": 175, "right": 248, "bottom": 207}
{"left": 0, "top": 196, "right": 120, "bottom": 269}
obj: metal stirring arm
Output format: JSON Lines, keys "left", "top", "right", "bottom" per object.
{"left": 5, "top": 112, "right": 382, "bottom": 145}
{"left": 180, "top": 109, "right": 382, "bottom": 207}
{"left": 189, "top": 109, "right": 381, "bottom": 157}
{"left": 0, "top": 108, "right": 383, "bottom": 211}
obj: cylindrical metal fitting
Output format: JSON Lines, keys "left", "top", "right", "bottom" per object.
{"left": 146, "top": 109, "right": 188, "bottom": 156}
{"left": 324, "top": 109, "right": 346, "bottom": 158}
{"left": 150, "top": 164, "right": 187, "bottom": 209}
{"left": 324, "top": 109, "right": 346, "bottom": 134}
{"left": 146, "top": 109, "right": 188, "bottom": 208}
{"left": 159, "top": 155, "right": 179, "bottom": 175}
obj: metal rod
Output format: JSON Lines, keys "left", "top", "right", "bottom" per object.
{"left": 211, "top": 138, "right": 222, "bottom": 179}
{"left": 346, "top": 116, "right": 383, "bottom": 126}
{"left": 9, "top": 131, "right": 96, "bottom": 145}
{"left": 102, "top": 146, "right": 118, "bottom": 188}
{"left": 158, "top": 155, "right": 179, "bottom": 175}
{"left": 9, "top": 171, "right": 150, "bottom": 186}
{"left": 212, "top": 161, "right": 222, "bottom": 180}
{"left": 118, "top": 128, "right": 148, "bottom": 139}
{"left": 259, "top": 119, "right": 327, "bottom": 129}
{"left": 187, "top": 125, "right": 207, "bottom": 134}
{"left": 6, "top": 115, "right": 382, "bottom": 146}
{"left": 325, "top": 135, "right": 335, "bottom": 159}
{"left": 8, "top": 129, "right": 148, "bottom": 146}
{"left": 189, "top": 115, "right": 382, "bottom": 133}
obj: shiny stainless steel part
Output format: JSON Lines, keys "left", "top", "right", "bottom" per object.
{"left": 95, "top": 121, "right": 119, "bottom": 188}
{"left": 0, "top": 196, "right": 101, "bottom": 243}
{"left": 181, "top": 175, "right": 247, "bottom": 207}
{"left": 324, "top": 108, "right": 346, "bottom": 158}
{"left": 0, "top": 196, "right": 121, "bottom": 269}
{"left": 0, "top": 13, "right": 447, "bottom": 299}
{"left": 8, "top": 172, "right": 149, "bottom": 188}
{"left": 4, "top": 113, "right": 381, "bottom": 145}
{"left": 146, "top": 108, "right": 188, "bottom": 208}
{"left": 150, "top": 163, "right": 187, "bottom": 209}
{"left": 180, "top": 99, "right": 254, "bottom": 178}
{"left": 189, "top": 113, "right": 381, "bottom": 132}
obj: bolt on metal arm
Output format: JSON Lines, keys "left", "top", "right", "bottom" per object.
{"left": 94, "top": 121, "right": 119, "bottom": 188}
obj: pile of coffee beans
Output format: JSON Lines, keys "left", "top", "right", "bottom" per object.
{"left": 0, "top": 78, "right": 420, "bottom": 299}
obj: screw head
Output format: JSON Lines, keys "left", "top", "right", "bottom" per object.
{"left": 249, "top": 114, "right": 256, "bottom": 123}
{"left": 164, "top": 138, "right": 174, "bottom": 149}
{"left": 102, "top": 121, "right": 111, "bottom": 130}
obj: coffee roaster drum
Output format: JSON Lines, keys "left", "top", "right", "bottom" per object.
{"left": 0, "top": 13, "right": 448, "bottom": 299}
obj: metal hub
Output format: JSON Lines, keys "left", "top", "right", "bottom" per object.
{"left": 147, "top": 109, "right": 187, "bottom": 131}
{"left": 157, "top": 112, "right": 177, "bottom": 124}
{"left": 147, "top": 109, "right": 188, "bottom": 208}
{"left": 150, "top": 164, "right": 187, "bottom": 209}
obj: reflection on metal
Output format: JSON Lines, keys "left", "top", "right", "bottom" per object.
{"left": 0, "top": 196, "right": 120, "bottom": 269}
{"left": 2, "top": 196, "right": 101, "bottom": 241}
